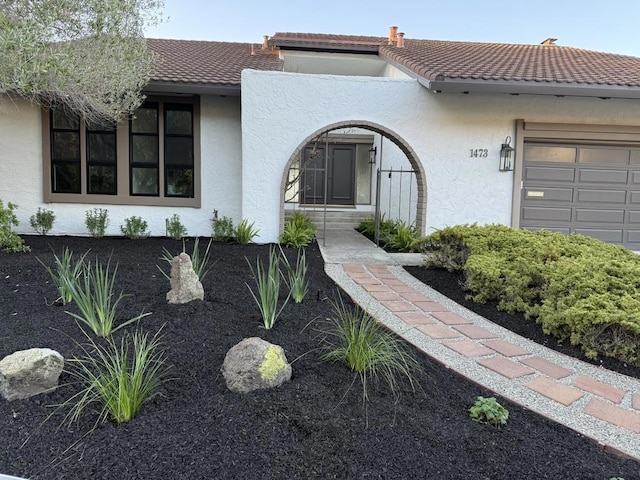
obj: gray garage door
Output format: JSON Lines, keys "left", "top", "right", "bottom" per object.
{"left": 521, "top": 143, "right": 640, "bottom": 249}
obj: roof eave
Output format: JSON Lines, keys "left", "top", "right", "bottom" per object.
{"left": 270, "top": 41, "right": 379, "bottom": 54}
{"left": 420, "top": 77, "right": 640, "bottom": 99}
{"left": 145, "top": 80, "right": 241, "bottom": 96}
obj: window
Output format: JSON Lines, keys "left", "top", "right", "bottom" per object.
{"left": 87, "top": 123, "right": 117, "bottom": 195}
{"left": 43, "top": 96, "right": 200, "bottom": 207}
{"left": 50, "top": 109, "right": 81, "bottom": 193}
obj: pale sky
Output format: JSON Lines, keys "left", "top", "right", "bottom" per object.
{"left": 146, "top": 0, "right": 640, "bottom": 57}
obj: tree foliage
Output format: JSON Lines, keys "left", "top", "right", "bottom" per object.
{"left": 0, "top": 0, "right": 164, "bottom": 124}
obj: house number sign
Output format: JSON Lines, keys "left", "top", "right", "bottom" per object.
{"left": 469, "top": 149, "right": 488, "bottom": 158}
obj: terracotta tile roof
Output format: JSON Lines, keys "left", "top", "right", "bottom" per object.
{"left": 146, "top": 38, "right": 282, "bottom": 86}
{"left": 379, "top": 39, "right": 640, "bottom": 88}
{"left": 270, "top": 32, "right": 640, "bottom": 92}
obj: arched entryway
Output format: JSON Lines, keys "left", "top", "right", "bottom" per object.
{"left": 279, "top": 120, "right": 427, "bottom": 236}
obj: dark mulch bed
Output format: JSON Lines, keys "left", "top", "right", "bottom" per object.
{"left": 404, "top": 266, "right": 640, "bottom": 380}
{"left": 1, "top": 236, "right": 638, "bottom": 479}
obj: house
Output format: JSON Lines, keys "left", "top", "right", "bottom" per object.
{"left": 4, "top": 27, "right": 640, "bottom": 248}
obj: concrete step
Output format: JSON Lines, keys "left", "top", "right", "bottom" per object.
{"left": 285, "top": 210, "right": 371, "bottom": 230}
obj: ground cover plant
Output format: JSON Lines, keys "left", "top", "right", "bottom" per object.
{"left": 356, "top": 214, "right": 418, "bottom": 252}
{"left": 412, "top": 224, "right": 640, "bottom": 366}
{"left": 1, "top": 235, "right": 639, "bottom": 479}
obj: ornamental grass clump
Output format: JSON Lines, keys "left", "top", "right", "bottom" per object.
{"left": 63, "top": 327, "right": 171, "bottom": 428}
{"left": 38, "top": 247, "right": 89, "bottom": 305}
{"left": 158, "top": 237, "right": 214, "bottom": 281}
{"left": 246, "top": 246, "right": 290, "bottom": 329}
{"left": 64, "top": 256, "right": 150, "bottom": 338}
{"left": 319, "top": 298, "right": 421, "bottom": 410}
{"left": 281, "top": 247, "right": 308, "bottom": 303}
{"left": 234, "top": 219, "right": 259, "bottom": 244}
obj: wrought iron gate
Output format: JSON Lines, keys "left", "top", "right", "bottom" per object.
{"left": 374, "top": 166, "right": 418, "bottom": 245}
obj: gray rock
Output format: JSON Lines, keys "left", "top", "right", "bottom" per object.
{"left": 0, "top": 348, "right": 64, "bottom": 401}
{"left": 166, "top": 252, "right": 204, "bottom": 304}
{"left": 221, "top": 337, "right": 292, "bottom": 393}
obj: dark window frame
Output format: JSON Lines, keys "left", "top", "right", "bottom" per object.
{"left": 50, "top": 109, "right": 81, "bottom": 194}
{"left": 42, "top": 95, "right": 201, "bottom": 207}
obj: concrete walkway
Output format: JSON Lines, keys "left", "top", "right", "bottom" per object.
{"left": 319, "top": 229, "right": 640, "bottom": 461}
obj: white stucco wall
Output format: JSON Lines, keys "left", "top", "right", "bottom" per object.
{"left": 0, "top": 95, "right": 242, "bottom": 237}
{"left": 241, "top": 69, "right": 640, "bottom": 243}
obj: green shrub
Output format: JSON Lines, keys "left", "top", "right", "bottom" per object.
{"left": 30, "top": 207, "right": 55, "bottom": 235}
{"left": 63, "top": 327, "right": 170, "bottom": 427}
{"left": 234, "top": 219, "right": 259, "bottom": 245}
{"left": 415, "top": 224, "right": 640, "bottom": 365}
{"left": 246, "top": 246, "right": 289, "bottom": 329}
{"left": 0, "top": 201, "right": 29, "bottom": 253}
{"left": 212, "top": 211, "right": 234, "bottom": 242}
{"left": 319, "top": 298, "right": 421, "bottom": 412}
{"left": 280, "top": 212, "right": 315, "bottom": 248}
{"left": 120, "top": 216, "right": 149, "bottom": 239}
{"left": 63, "top": 256, "right": 150, "bottom": 337}
{"left": 165, "top": 214, "right": 187, "bottom": 240}
{"left": 469, "top": 396, "right": 509, "bottom": 427}
{"left": 85, "top": 208, "right": 109, "bottom": 238}
{"left": 357, "top": 215, "right": 376, "bottom": 236}
{"left": 38, "top": 247, "right": 89, "bottom": 305}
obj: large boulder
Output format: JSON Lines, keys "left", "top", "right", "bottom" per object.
{"left": 166, "top": 252, "right": 204, "bottom": 304}
{"left": 0, "top": 348, "right": 64, "bottom": 401}
{"left": 221, "top": 337, "right": 292, "bottom": 393}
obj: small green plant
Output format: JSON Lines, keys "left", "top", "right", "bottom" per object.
{"left": 165, "top": 214, "right": 187, "bottom": 240}
{"left": 386, "top": 221, "right": 418, "bottom": 252}
{"left": 63, "top": 256, "right": 150, "bottom": 337}
{"left": 319, "top": 298, "right": 421, "bottom": 410}
{"left": 279, "top": 212, "right": 315, "bottom": 248}
{"left": 469, "top": 396, "right": 509, "bottom": 427}
{"left": 211, "top": 210, "right": 234, "bottom": 242}
{"left": 85, "top": 208, "right": 109, "bottom": 238}
{"left": 121, "top": 216, "right": 149, "bottom": 239}
{"left": 38, "top": 247, "right": 89, "bottom": 305}
{"left": 234, "top": 219, "right": 259, "bottom": 245}
{"left": 62, "top": 327, "right": 171, "bottom": 427}
{"left": 0, "top": 200, "right": 29, "bottom": 252}
{"left": 159, "top": 237, "right": 214, "bottom": 281}
{"left": 246, "top": 246, "right": 290, "bottom": 329}
{"left": 281, "top": 248, "right": 308, "bottom": 303}
{"left": 29, "top": 207, "right": 56, "bottom": 235}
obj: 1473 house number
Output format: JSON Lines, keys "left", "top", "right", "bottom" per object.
{"left": 470, "top": 149, "right": 488, "bottom": 158}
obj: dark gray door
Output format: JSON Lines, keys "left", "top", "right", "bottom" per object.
{"left": 520, "top": 143, "right": 640, "bottom": 249}
{"left": 300, "top": 144, "right": 356, "bottom": 205}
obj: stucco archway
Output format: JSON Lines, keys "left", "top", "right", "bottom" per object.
{"left": 279, "top": 120, "right": 427, "bottom": 235}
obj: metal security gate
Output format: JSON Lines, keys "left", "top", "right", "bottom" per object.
{"left": 374, "top": 166, "right": 417, "bottom": 245}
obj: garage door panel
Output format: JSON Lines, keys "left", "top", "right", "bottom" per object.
{"left": 628, "top": 211, "right": 640, "bottom": 224}
{"left": 575, "top": 208, "right": 624, "bottom": 223}
{"left": 629, "top": 191, "right": 640, "bottom": 204}
{"left": 631, "top": 171, "right": 640, "bottom": 184}
{"left": 578, "top": 168, "right": 628, "bottom": 184}
{"left": 576, "top": 189, "right": 626, "bottom": 204}
{"left": 522, "top": 206, "right": 572, "bottom": 222}
{"left": 627, "top": 231, "right": 640, "bottom": 243}
{"left": 525, "top": 166, "right": 574, "bottom": 182}
{"left": 524, "top": 187, "right": 573, "bottom": 202}
{"left": 574, "top": 228, "right": 623, "bottom": 243}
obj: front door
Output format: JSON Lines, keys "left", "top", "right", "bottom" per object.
{"left": 300, "top": 144, "right": 356, "bottom": 205}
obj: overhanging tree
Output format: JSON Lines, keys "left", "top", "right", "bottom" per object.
{"left": 0, "top": 0, "right": 164, "bottom": 125}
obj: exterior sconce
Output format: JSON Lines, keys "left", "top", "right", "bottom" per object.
{"left": 368, "top": 146, "right": 377, "bottom": 165}
{"left": 499, "top": 136, "right": 515, "bottom": 171}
